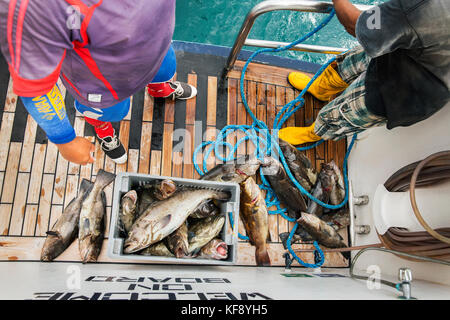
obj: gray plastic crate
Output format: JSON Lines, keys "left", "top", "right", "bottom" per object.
{"left": 108, "top": 172, "right": 240, "bottom": 265}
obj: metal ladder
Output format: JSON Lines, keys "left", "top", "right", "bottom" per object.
{"left": 225, "top": 0, "right": 373, "bottom": 73}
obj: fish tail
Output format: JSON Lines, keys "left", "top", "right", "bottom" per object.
{"left": 255, "top": 246, "right": 271, "bottom": 266}
{"left": 79, "top": 179, "right": 94, "bottom": 195}
{"left": 95, "top": 170, "right": 116, "bottom": 189}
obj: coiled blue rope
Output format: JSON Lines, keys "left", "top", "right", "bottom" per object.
{"left": 194, "top": 9, "right": 356, "bottom": 268}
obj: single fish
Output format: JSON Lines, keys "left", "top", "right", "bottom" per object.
{"left": 261, "top": 157, "right": 307, "bottom": 219}
{"left": 124, "top": 189, "right": 230, "bottom": 253}
{"left": 239, "top": 176, "right": 271, "bottom": 266}
{"left": 306, "top": 180, "right": 329, "bottom": 218}
{"left": 279, "top": 230, "right": 314, "bottom": 250}
{"left": 196, "top": 238, "right": 228, "bottom": 260}
{"left": 189, "top": 200, "right": 220, "bottom": 219}
{"left": 136, "top": 179, "right": 177, "bottom": 215}
{"left": 166, "top": 221, "right": 189, "bottom": 258}
{"left": 120, "top": 190, "right": 138, "bottom": 234}
{"left": 41, "top": 179, "right": 93, "bottom": 262}
{"left": 78, "top": 170, "right": 115, "bottom": 263}
{"left": 188, "top": 215, "right": 225, "bottom": 255}
{"left": 322, "top": 208, "right": 350, "bottom": 231}
{"left": 319, "top": 161, "right": 345, "bottom": 206}
{"left": 200, "top": 154, "right": 267, "bottom": 183}
{"left": 278, "top": 139, "right": 317, "bottom": 191}
{"left": 297, "top": 212, "right": 347, "bottom": 249}
{"left": 139, "top": 241, "right": 174, "bottom": 257}
{"left": 328, "top": 160, "right": 346, "bottom": 205}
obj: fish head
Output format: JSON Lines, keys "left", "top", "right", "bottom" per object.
{"left": 200, "top": 239, "right": 228, "bottom": 260}
{"left": 260, "top": 157, "right": 281, "bottom": 177}
{"left": 123, "top": 222, "right": 154, "bottom": 254}
{"left": 124, "top": 213, "right": 175, "bottom": 254}
{"left": 154, "top": 179, "right": 177, "bottom": 200}
{"left": 122, "top": 190, "right": 137, "bottom": 209}
{"left": 123, "top": 232, "right": 148, "bottom": 254}
{"left": 40, "top": 235, "right": 63, "bottom": 262}
{"left": 234, "top": 154, "right": 261, "bottom": 178}
{"left": 240, "top": 177, "right": 261, "bottom": 204}
{"left": 319, "top": 163, "right": 336, "bottom": 192}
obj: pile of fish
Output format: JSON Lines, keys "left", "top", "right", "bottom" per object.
{"left": 273, "top": 140, "right": 350, "bottom": 254}
{"left": 197, "top": 142, "right": 351, "bottom": 264}
{"left": 41, "top": 170, "right": 116, "bottom": 263}
{"left": 120, "top": 180, "right": 231, "bottom": 261}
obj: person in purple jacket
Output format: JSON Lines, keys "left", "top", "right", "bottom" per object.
{"left": 0, "top": 0, "right": 196, "bottom": 165}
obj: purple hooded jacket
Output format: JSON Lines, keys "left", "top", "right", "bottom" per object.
{"left": 0, "top": 0, "right": 175, "bottom": 108}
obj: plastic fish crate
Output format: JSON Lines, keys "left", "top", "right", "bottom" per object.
{"left": 108, "top": 172, "right": 240, "bottom": 265}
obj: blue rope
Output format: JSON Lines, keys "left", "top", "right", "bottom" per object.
{"left": 194, "top": 9, "right": 356, "bottom": 268}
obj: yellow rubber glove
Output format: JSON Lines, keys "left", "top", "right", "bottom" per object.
{"left": 288, "top": 63, "right": 348, "bottom": 101}
{"left": 278, "top": 122, "right": 322, "bottom": 146}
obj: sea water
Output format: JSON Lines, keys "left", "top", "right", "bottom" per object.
{"left": 174, "top": 0, "right": 386, "bottom": 64}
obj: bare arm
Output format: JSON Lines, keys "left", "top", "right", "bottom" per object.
{"left": 332, "top": 0, "right": 362, "bottom": 37}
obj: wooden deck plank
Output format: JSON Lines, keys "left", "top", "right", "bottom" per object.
{"left": 0, "top": 172, "right": 3, "bottom": 201}
{"left": 19, "top": 115, "right": 37, "bottom": 172}
{"left": 276, "top": 88, "right": 289, "bottom": 239}
{"left": 236, "top": 102, "right": 246, "bottom": 156}
{"left": 4, "top": 78, "right": 18, "bottom": 112}
{"left": 0, "top": 204, "right": 12, "bottom": 235}
{"left": 127, "top": 149, "right": 139, "bottom": 174}
{"left": 266, "top": 85, "right": 276, "bottom": 130}
{"left": 35, "top": 174, "right": 54, "bottom": 236}
{"left": 171, "top": 151, "right": 183, "bottom": 178}
{"left": 185, "top": 74, "right": 197, "bottom": 126}
{"left": 93, "top": 139, "right": 105, "bottom": 176}
{"left": 1, "top": 142, "right": 22, "bottom": 203}
{"left": 204, "top": 127, "right": 218, "bottom": 172}
{"left": 182, "top": 125, "right": 195, "bottom": 179}
{"left": 0, "top": 112, "right": 15, "bottom": 171}
{"left": 43, "top": 142, "right": 59, "bottom": 174}
{"left": 52, "top": 153, "right": 69, "bottom": 205}
{"left": 48, "top": 205, "right": 63, "bottom": 236}
{"left": 68, "top": 116, "right": 86, "bottom": 174}
{"left": 26, "top": 144, "right": 47, "bottom": 204}
{"left": 228, "top": 61, "right": 313, "bottom": 87}
{"left": 79, "top": 137, "right": 94, "bottom": 182}
{"left": 9, "top": 172, "right": 30, "bottom": 235}
{"left": 207, "top": 76, "right": 217, "bottom": 127}
{"left": 285, "top": 88, "right": 296, "bottom": 128}
{"left": 103, "top": 152, "right": 116, "bottom": 175}
{"left": 161, "top": 123, "right": 174, "bottom": 177}
{"left": 116, "top": 120, "right": 130, "bottom": 174}
{"left": 138, "top": 122, "right": 152, "bottom": 174}
{"left": 64, "top": 175, "right": 79, "bottom": 209}
{"left": 22, "top": 205, "right": 38, "bottom": 236}
{"left": 226, "top": 78, "right": 238, "bottom": 159}
{"left": 193, "top": 121, "right": 202, "bottom": 180}
{"left": 149, "top": 150, "right": 162, "bottom": 175}
{"left": 142, "top": 90, "right": 154, "bottom": 122}
{"left": 164, "top": 98, "right": 175, "bottom": 124}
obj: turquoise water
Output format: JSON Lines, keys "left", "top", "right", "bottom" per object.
{"left": 174, "top": 0, "right": 385, "bottom": 64}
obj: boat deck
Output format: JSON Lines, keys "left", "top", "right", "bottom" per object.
{"left": 0, "top": 48, "right": 348, "bottom": 267}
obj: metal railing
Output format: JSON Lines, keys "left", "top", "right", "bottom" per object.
{"left": 225, "top": 0, "right": 373, "bottom": 72}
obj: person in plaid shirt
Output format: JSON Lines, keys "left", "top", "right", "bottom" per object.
{"left": 279, "top": 0, "right": 449, "bottom": 145}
